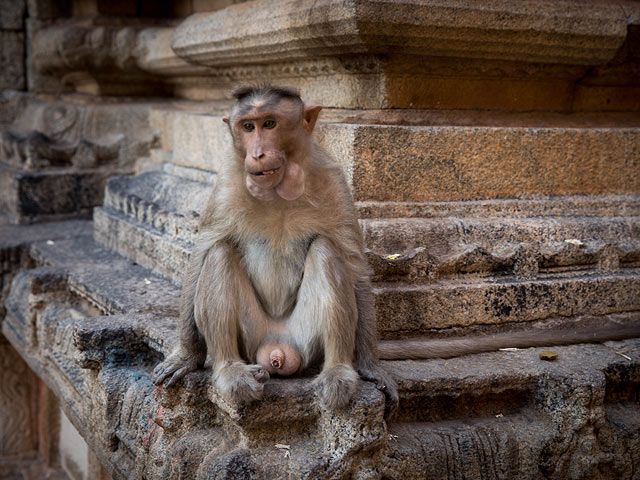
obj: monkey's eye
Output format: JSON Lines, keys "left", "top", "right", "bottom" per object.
{"left": 263, "top": 119, "right": 276, "bottom": 129}
{"left": 242, "top": 122, "right": 255, "bottom": 132}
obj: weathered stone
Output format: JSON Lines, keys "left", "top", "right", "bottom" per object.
{"left": 164, "top": 111, "right": 640, "bottom": 201}
{"left": 320, "top": 123, "right": 640, "bottom": 202}
{"left": 0, "top": 0, "right": 25, "bottom": 30}
{"left": 1, "top": 0, "right": 639, "bottom": 478}
{"left": 539, "top": 350, "right": 558, "bottom": 361}
{"left": 375, "top": 272, "right": 640, "bottom": 335}
{"left": 0, "top": 31, "right": 25, "bottom": 90}
{"left": 171, "top": 111, "right": 230, "bottom": 172}
{"left": 4, "top": 241, "right": 640, "bottom": 479}
{"left": 163, "top": 0, "right": 639, "bottom": 108}
{"left": 0, "top": 163, "right": 116, "bottom": 223}
{"left": 0, "top": 98, "right": 159, "bottom": 223}
{"left": 172, "top": 0, "right": 627, "bottom": 67}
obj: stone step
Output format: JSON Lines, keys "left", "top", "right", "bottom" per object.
{"left": 375, "top": 271, "right": 640, "bottom": 336}
{"left": 53, "top": 220, "right": 640, "bottom": 347}
{"left": 3, "top": 232, "right": 639, "bottom": 477}
{"left": 164, "top": 108, "right": 640, "bottom": 203}
{"left": 94, "top": 169, "right": 640, "bottom": 273}
{"left": 381, "top": 339, "right": 640, "bottom": 478}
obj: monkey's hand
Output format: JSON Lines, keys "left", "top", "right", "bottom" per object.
{"left": 357, "top": 363, "right": 399, "bottom": 417}
{"left": 153, "top": 350, "right": 202, "bottom": 387}
{"left": 313, "top": 363, "right": 359, "bottom": 410}
{"left": 214, "top": 361, "right": 270, "bottom": 404}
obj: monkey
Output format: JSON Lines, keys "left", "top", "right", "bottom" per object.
{"left": 154, "top": 85, "right": 398, "bottom": 413}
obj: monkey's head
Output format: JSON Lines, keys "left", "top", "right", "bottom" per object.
{"left": 223, "top": 85, "right": 322, "bottom": 202}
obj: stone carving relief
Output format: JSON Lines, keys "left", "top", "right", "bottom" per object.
{"left": 0, "top": 342, "right": 36, "bottom": 455}
{"left": 0, "top": 102, "right": 156, "bottom": 171}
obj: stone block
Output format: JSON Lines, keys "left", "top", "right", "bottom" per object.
{"left": 0, "top": 163, "right": 115, "bottom": 223}
{"left": 375, "top": 272, "right": 640, "bottom": 335}
{"left": 0, "top": 31, "right": 25, "bottom": 90}
{"left": 0, "top": 0, "right": 25, "bottom": 30}
{"left": 162, "top": 111, "right": 640, "bottom": 202}
{"left": 171, "top": 111, "right": 230, "bottom": 172}
{"left": 317, "top": 123, "right": 640, "bottom": 202}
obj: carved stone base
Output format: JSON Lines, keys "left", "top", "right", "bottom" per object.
{"left": 2, "top": 229, "right": 640, "bottom": 479}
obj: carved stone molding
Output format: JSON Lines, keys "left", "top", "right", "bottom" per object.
{"left": 0, "top": 100, "right": 157, "bottom": 171}
{"left": 172, "top": 0, "right": 629, "bottom": 68}
{"left": 0, "top": 340, "right": 37, "bottom": 456}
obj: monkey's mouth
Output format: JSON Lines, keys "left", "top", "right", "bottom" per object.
{"left": 250, "top": 167, "right": 281, "bottom": 177}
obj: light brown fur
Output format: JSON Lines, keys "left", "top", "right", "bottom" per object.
{"left": 154, "top": 86, "right": 398, "bottom": 413}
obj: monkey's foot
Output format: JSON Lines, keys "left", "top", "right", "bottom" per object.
{"left": 153, "top": 352, "right": 202, "bottom": 387}
{"left": 214, "top": 361, "right": 270, "bottom": 404}
{"left": 357, "top": 364, "right": 399, "bottom": 416}
{"left": 313, "top": 363, "right": 358, "bottom": 410}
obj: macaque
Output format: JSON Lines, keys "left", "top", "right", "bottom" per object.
{"left": 154, "top": 85, "right": 398, "bottom": 413}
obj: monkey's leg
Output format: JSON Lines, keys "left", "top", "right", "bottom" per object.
{"left": 195, "top": 242, "right": 271, "bottom": 404}
{"left": 289, "top": 237, "right": 359, "bottom": 410}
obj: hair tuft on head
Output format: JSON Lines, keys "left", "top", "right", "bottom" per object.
{"left": 231, "top": 84, "right": 301, "bottom": 103}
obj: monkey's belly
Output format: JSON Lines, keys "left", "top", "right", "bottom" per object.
{"left": 239, "top": 238, "right": 309, "bottom": 319}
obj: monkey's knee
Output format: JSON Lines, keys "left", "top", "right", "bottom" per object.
{"left": 214, "top": 361, "right": 270, "bottom": 404}
{"left": 313, "top": 363, "right": 358, "bottom": 410}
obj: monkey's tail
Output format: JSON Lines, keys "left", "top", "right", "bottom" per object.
{"left": 378, "top": 317, "right": 640, "bottom": 360}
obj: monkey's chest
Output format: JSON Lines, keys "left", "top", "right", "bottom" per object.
{"left": 239, "top": 239, "right": 309, "bottom": 319}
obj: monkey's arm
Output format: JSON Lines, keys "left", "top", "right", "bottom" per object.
{"left": 353, "top": 278, "right": 399, "bottom": 415}
{"left": 153, "top": 240, "right": 209, "bottom": 386}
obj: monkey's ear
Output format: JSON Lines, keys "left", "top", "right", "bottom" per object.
{"left": 222, "top": 117, "right": 230, "bottom": 124}
{"left": 303, "top": 105, "right": 322, "bottom": 133}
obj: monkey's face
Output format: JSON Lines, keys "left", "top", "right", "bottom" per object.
{"left": 225, "top": 97, "right": 319, "bottom": 202}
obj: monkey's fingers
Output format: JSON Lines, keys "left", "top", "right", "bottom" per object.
{"left": 153, "top": 364, "right": 174, "bottom": 385}
{"left": 165, "top": 366, "right": 191, "bottom": 388}
{"left": 358, "top": 366, "right": 399, "bottom": 416}
{"left": 248, "top": 365, "right": 270, "bottom": 383}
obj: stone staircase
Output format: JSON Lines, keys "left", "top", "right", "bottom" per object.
{"left": 2, "top": 98, "right": 638, "bottom": 478}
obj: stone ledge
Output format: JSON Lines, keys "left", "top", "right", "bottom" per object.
{"left": 63, "top": 218, "right": 640, "bottom": 339}
{"left": 93, "top": 165, "right": 640, "bottom": 288}
{"left": 0, "top": 163, "right": 126, "bottom": 224}
{"left": 375, "top": 271, "right": 640, "bottom": 334}
{"left": 3, "top": 245, "right": 639, "bottom": 477}
{"left": 357, "top": 195, "right": 640, "bottom": 219}
{"left": 172, "top": 0, "right": 628, "bottom": 67}
{"left": 317, "top": 123, "right": 640, "bottom": 202}
{"left": 166, "top": 110, "right": 640, "bottom": 201}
